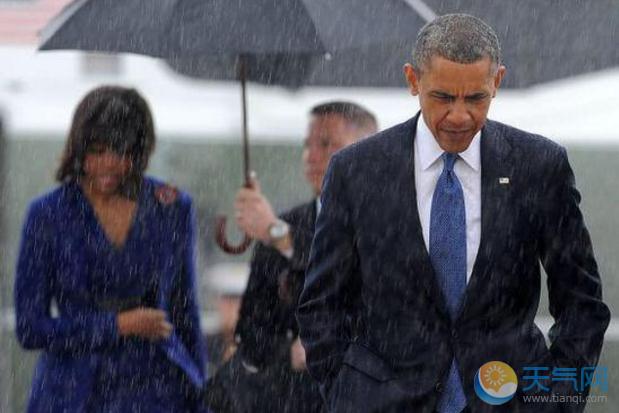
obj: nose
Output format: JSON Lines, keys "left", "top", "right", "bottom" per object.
{"left": 97, "top": 150, "right": 124, "bottom": 167}
{"left": 446, "top": 100, "right": 472, "bottom": 127}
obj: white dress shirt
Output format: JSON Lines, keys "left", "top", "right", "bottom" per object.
{"left": 414, "top": 117, "right": 482, "bottom": 283}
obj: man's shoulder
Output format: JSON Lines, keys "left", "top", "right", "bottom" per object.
{"left": 485, "top": 120, "right": 570, "bottom": 182}
{"left": 334, "top": 117, "right": 416, "bottom": 164}
{"left": 487, "top": 119, "right": 564, "bottom": 154}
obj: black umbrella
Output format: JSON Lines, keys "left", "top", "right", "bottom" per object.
{"left": 423, "top": 0, "right": 619, "bottom": 88}
{"left": 171, "top": 0, "right": 619, "bottom": 88}
{"left": 39, "top": 0, "right": 426, "bottom": 253}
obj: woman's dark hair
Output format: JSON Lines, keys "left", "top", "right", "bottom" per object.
{"left": 56, "top": 86, "right": 156, "bottom": 192}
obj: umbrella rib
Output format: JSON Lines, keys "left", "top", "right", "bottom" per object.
{"left": 403, "top": 0, "right": 437, "bottom": 23}
{"left": 298, "top": 0, "right": 330, "bottom": 52}
{"left": 39, "top": 0, "right": 90, "bottom": 48}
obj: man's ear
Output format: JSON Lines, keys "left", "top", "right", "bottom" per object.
{"left": 492, "top": 65, "right": 506, "bottom": 97}
{"left": 403, "top": 63, "right": 420, "bottom": 96}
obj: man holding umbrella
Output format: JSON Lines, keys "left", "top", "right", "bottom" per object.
{"left": 298, "top": 14, "right": 610, "bottom": 413}
{"left": 206, "top": 101, "right": 377, "bottom": 412}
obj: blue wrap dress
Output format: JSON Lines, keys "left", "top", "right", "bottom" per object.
{"left": 15, "top": 177, "right": 207, "bottom": 412}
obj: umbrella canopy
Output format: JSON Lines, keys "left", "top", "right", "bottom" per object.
{"left": 168, "top": 43, "right": 416, "bottom": 88}
{"left": 40, "top": 0, "right": 424, "bottom": 61}
{"left": 169, "top": 0, "right": 619, "bottom": 88}
{"left": 425, "top": 0, "right": 619, "bottom": 88}
{"left": 41, "top": 0, "right": 427, "bottom": 87}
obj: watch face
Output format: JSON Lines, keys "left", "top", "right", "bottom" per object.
{"left": 270, "top": 221, "right": 289, "bottom": 239}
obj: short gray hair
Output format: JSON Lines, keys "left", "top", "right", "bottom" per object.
{"left": 311, "top": 101, "right": 378, "bottom": 137}
{"left": 412, "top": 14, "right": 501, "bottom": 73}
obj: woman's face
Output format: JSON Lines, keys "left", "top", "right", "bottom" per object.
{"left": 82, "top": 144, "right": 133, "bottom": 196}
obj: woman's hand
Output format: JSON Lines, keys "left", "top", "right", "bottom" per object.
{"left": 116, "top": 307, "right": 172, "bottom": 340}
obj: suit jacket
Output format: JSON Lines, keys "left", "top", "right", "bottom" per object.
{"left": 236, "top": 201, "right": 317, "bottom": 367}
{"left": 15, "top": 177, "right": 207, "bottom": 413}
{"left": 206, "top": 201, "right": 323, "bottom": 413}
{"left": 297, "top": 115, "right": 610, "bottom": 413}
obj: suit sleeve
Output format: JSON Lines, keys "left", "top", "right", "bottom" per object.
{"left": 171, "top": 197, "right": 207, "bottom": 381}
{"left": 287, "top": 215, "right": 314, "bottom": 273}
{"left": 297, "top": 153, "right": 359, "bottom": 385}
{"left": 539, "top": 147, "right": 610, "bottom": 403}
{"left": 14, "top": 202, "right": 120, "bottom": 353}
{"left": 235, "top": 241, "right": 295, "bottom": 368}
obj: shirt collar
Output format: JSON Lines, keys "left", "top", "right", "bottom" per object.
{"left": 415, "top": 115, "right": 481, "bottom": 172}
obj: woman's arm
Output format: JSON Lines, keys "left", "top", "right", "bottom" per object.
{"left": 170, "top": 196, "right": 208, "bottom": 380}
{"left": 14, "top": 201, "right": 120, "bottom": 353}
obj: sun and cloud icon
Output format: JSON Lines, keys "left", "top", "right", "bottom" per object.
{"left": 474, "top": 361, "right": 518, "bottom": 405}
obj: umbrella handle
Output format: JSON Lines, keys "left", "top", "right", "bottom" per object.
{"left": 214, "top": 56, "right": 253, "bottom": 255}
{"left": 215, "top": 214, "right": 252, "bottom": 254}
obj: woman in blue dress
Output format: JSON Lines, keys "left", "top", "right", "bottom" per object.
{"left": 14, "top": 86, "right": 207, "bottom": 412}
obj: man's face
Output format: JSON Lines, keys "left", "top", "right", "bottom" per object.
{"left": 404, "top": 56, "right": 505, "bottom": 153}
{"left": 302, "top": 114, "right": 357, "bottom": 195}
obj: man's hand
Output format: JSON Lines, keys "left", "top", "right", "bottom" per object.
{"left": 234, "top": 176, "right": 278, "bottom": 243}
{"left": 116, "top": 307, "right": 172, "bottom": 340}
{"left": 290, "top": 337, "right": 307, "bottom": 371}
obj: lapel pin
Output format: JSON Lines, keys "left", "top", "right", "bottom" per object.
{"left": 499, "top": 177, "right": 510, "bottom": 184}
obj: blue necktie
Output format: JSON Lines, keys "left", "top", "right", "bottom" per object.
{"left": 430, "top": 153, "right": 467, "bottom": 413}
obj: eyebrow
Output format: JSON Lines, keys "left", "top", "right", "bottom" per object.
{"left": 430, "top": 91, "right": 489, "bottom": 100}
{"left": 465, "top": 92, "right": 489, "bottom": 100}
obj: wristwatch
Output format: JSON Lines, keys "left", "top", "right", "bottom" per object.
{"left": 268, "top": 219, "right": 290, "bottom": 244}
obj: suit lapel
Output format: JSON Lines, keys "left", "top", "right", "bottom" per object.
{"left": 457, "top": 120, "right": 513, "bottom": 319}
{"left": 385, "top": 114, "right": 450, "bottom": 320}
{"left": 386, "top": 118, "right": 515, "bottom": 321}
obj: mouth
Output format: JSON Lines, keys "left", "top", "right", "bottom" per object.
{"left": 442, "top": 129, "right": 474, "bottom": 140}
{"left": 96, "top": 174, "right": 121, "bottom": 188}
{"left": 443, "top": 128, "right": 471, "bottom": 134}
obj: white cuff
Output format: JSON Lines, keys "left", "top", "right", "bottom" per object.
{"left": 280, "top": 247, "right": 294, "bottom": 260}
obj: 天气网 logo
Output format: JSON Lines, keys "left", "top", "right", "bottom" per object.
{"left": 474, "top": 361, "right": 518, "bottom": 405}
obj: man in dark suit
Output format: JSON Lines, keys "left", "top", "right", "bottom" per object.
{"left": 205, "top": 102, "right": 377, "bottom": 412}
{"left": 297, "top": 14, "right": 610, "bottom": 413}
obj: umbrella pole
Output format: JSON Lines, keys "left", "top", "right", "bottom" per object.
{"left": 240, "top": 57, "right": 250, "bottom": 187}
{"left": 214, "top": 55, "right": 253, "bottom": 254}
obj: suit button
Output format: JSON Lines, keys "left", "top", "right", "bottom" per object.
{"left": 452, "top": 330, "right": 459, "bottom": 341}
{"left": 435, "top": 382, "right": 443, "bottom": 393}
